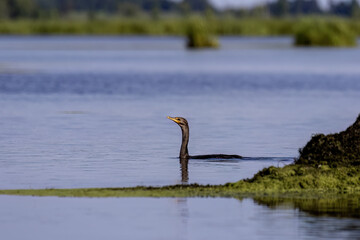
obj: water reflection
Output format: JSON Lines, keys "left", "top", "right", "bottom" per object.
{"left": 252, "top": 195, "right": 360, "bottom": 218}
{"left": 251, "top": 196, "right": 360, "bottom": 239}
{"left": 175, "top": 198, "right": 189, "bottom": 222}
{"left": 178, "top": 157, "right": 293, "bottom": 185}
{"left": 169, "top": 196, "right": 360, "bottom": 240}
{"left": 180, "top": 159, "right": 189, "bottom": 184}
{"left": 171, "top": 198, "right": 189, "bottom": 240}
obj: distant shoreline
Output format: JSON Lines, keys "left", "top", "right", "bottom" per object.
{"left": 1, "top": 17, "right": 359, "bottom": 36}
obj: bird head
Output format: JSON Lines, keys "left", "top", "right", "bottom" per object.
{"left": 167, "top": 116, "right": 188, "bottom": 128}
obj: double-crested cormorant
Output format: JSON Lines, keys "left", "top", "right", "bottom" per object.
{"left": 168, "top": 116, "right": 243, "bottom": 159}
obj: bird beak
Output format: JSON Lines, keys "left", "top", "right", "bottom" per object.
{"left": 167, "top": 116, "right": 181, "bottom": 124}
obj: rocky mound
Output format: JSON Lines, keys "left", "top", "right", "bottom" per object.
{"left": 296, "top": 114, "right": 360, "bottom": 167}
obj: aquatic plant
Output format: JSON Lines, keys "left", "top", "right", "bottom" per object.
{"left": 296, "top": 114, "right": 360, "bottom": 167}
{"left": 185, "top": 18, "right": 219, "bottom": 49}
{"left": 294, "top": 19, "right": 357, "bottom": 47}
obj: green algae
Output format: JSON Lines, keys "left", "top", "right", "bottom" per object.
{"left": 1, "top": 165, "right": 359, "bottom": 198}
{"left": 0, "top": 184, "right": 226, "bottom": 198}
{"left": 239, "top": 165, "right": 360, "bottom": 193}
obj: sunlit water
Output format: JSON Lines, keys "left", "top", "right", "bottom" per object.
{"left": 0, "top": 36, "right": 360, "bottom": 239}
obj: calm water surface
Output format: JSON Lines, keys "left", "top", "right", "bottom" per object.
{"left": 1, "top": 196, "right": 360, "bottom": 240}
{"left": 0, "top": 36, "right": 360, "bottom": 239}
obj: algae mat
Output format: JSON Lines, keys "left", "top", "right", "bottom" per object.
{"left": 1, "top": 164, "right": 359, "bottom": 198}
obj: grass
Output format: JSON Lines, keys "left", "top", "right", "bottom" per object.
{"left": 294, "top": 18, "right": 357, "bottom": 47}
{"left": 1, "top": 16, "right": 359, "bottom": 48}
{"left": 0, "top": 18, "right": 182, "bottom": 35}
{"left": 0, "top": 16, "right": 359, "bottom": 37}
{"left": 186, "top": 17, "right": 219, "bottom": 49}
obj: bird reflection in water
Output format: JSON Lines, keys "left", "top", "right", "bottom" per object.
{"left": 180, "top": 158, "right": 189, "bottom": 183}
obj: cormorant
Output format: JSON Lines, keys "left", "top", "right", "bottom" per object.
{"left": 167, "top": 116, "right": 243, "bottom": 159}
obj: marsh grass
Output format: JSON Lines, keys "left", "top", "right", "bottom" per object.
{"left": 186, "top": 17, "right": 219, "bottom": 49}
{"left": 294, "top": 18, "right": 357, "bottom": 47}
{"left": 0, "top": 18, "right": 186, "bottom": 35}
{"left": 1, "top": 17, "right": 359, "bottom": 37}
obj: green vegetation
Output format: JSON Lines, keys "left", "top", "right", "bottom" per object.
{"left": 1, "top": 0, "right": 359, "bottom": 20}
{"left": 186, "top": 18, "right": 219, "bottom": 49}
{"left": 241, "top": 164, "right": 360, "bottom": 193}
{"left": 0, "top": 17, "right": 284, "bottom": 35}
{"left": 0, "top": 17, "right": 359, "bottom": 36}
{"left": 1, "top": 0, "right": 360, "bottom": 42}
{"left": 0, "top": 18, "right": 186, "bottom": 35}
{"left": 294, "top": 19, "right": 357, "bottom": 47}
{"left": 1, "top": 164, "right": 359, "bottom": 197}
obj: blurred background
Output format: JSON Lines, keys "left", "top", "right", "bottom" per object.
{"left": 0, "top": 0, "right": 360, "bottom": 22}
{"left": 0, "top": 0, "right": 360, "bottom": 36}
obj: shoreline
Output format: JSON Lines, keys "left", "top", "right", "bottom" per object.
{"left": 1, "top": 164, "right": 359, "bottom": 198}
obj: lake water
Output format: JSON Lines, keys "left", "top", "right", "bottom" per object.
{"left": 1, "top": 196, "right": 360, "bottom": 240}
{"left": 0, "top": 36, "right": 360, "bottom": 239}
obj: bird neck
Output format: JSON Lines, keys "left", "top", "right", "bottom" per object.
{"left": 180, "top": 126, "right": 189, "bottom": 159}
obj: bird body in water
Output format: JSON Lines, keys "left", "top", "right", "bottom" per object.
{"left": 167, "top": 116, "right": 243, "bottom": 159}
